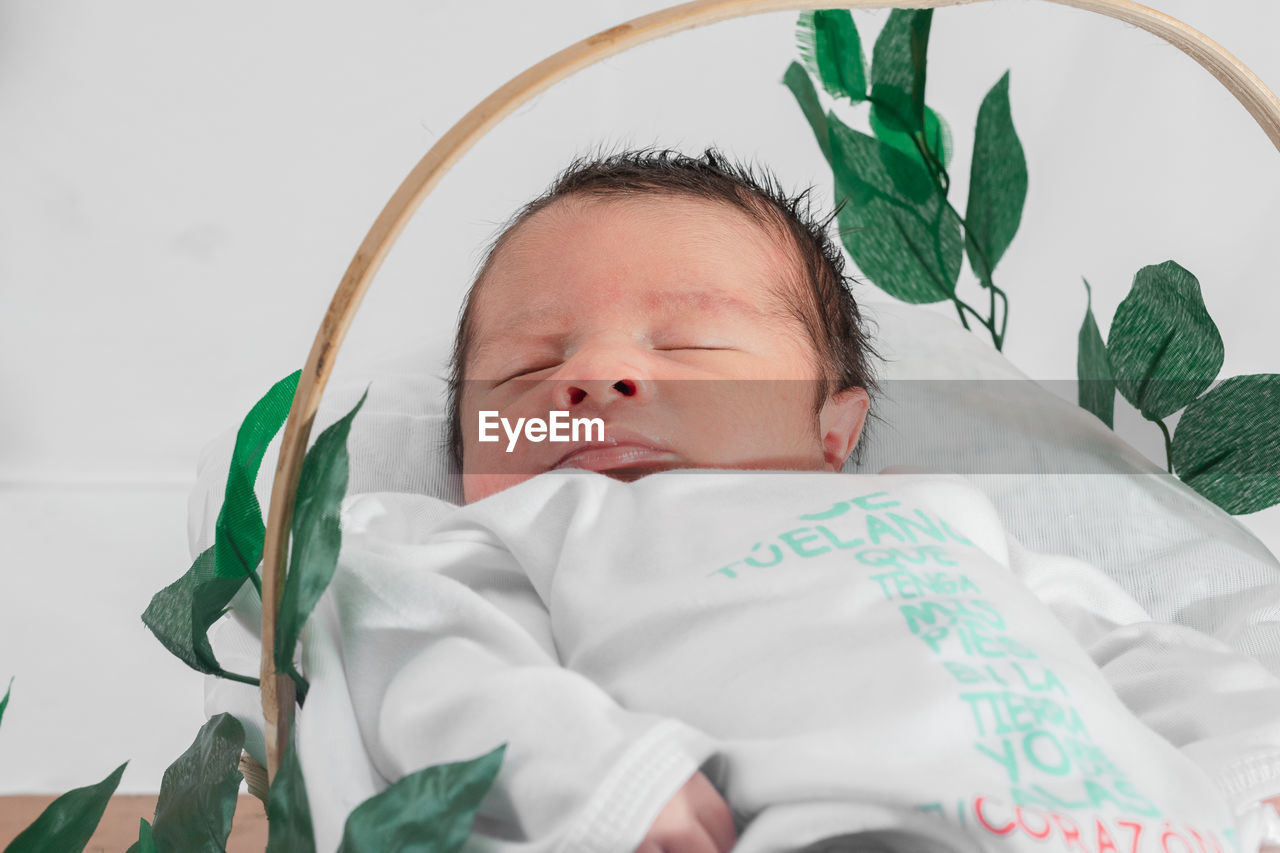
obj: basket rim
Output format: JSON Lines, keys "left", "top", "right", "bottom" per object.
{"left": 256, "top": 0, "right": 1280, "bottom": 780}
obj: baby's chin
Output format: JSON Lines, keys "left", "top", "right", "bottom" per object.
{"left": 463, "top": 455, "right": 839, "bottom": 502}
{"left": 462, "top": 461, "right": 680, "bottom": 503}
{"left": 579, "top": 461, "right": 682, "bottom": 483}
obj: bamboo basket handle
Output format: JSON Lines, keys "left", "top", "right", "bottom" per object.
{"left": 260, "top": 0, "right": 1280, "bottom": 778}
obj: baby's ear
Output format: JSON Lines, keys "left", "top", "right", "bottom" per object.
{"left": 818, "top": 387, "right": 870, "bottom": 471}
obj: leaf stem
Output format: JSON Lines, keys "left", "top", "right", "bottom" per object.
{"left": 995, "top": 286, "right": 1009, "bottom": 345}
{"left": 946, "top": 196, "right": 1007, "bottom": 350}
{"left": 1154, "top": 417, "right": 1174, "bottom": 473}
{"left": 219, "top": 670, "right": 261, "bottom": 688}
{"left": 982, "top": 277, "right": 1010, "bottom": 351}
{"left": 866, "top": 94, "right": 1007, "bottom": 349}
{"left": 916, "top": 130, "right": 951, "bottom": 196}
{"left": 954, "top": 298, "right": 990, "bottom": 334}
{"left": 988, "top": 280, "right": 997, "bottom": 339}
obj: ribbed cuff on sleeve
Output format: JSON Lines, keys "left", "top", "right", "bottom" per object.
{"left": 1184, "top": 740, "right": 1280, "bottom": 806}
{"left": 557, "top": 719, "right": 716, "bottom": 853}
{"left": 1181, "top": 739, "right": 1280, "bottom": 849}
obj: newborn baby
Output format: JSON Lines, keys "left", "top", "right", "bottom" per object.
{"left": 307, "top": 150, "right": 1280, "bottom": 853}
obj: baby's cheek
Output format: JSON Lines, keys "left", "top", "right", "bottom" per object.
{"left": 460, "top": 436, "right": 532, "bottom": 502}
{"left": 462, "top": 471, "right": 538, "bottom": 504}
{"left": 706, "top": 384, "right": 818, "bottom": 445}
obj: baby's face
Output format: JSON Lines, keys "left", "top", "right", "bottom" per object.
{"left": 459, "top": 194, "right": 868, "bottom": 503}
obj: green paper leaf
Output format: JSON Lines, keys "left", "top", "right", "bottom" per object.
{"left": 267, "top": 736, "right": 316, "bottom": 853}
{"left": 828, "top": 114, "right": 962, "bottom": 303}
{"left": 966, "top": 71, "right": 1027, "bottom": 280}
{"left": 1077, "top": 278, "right": 1115, "bottom": 429}
{"left": 783, "top": 62, "right": 831, "bottom": 161}
{"left": 5, "top": 762, "right": 126, "bottom": 853}
{"left": 0, "top": 677, "right": 12, "bottom": 730}
{"left": 338, "top": 745, "right": 505, "bottom": 853}
{"left": 275, "top": 390, "right": 368, "bottom": 689}
{"left": 191, "top": 571, "right": 254, "bottom": 676}
{"left": 142, "top": 546, "right": 253, "bottom": 681}
{"left": 1108, "top": 261, "right": 1224, "bottom": 420}
{"left": 796, "top": 10, "right": 867, "bottom": 103}
{"left": 215, "top": 371, "right": 302, "bottom": 579}
{"left": 125, "top": 818, "right": 159, "bottom": 853}
{"left": 142, "top": 552, "right": 211, "bottom": 673}
{"left": 144, "top": 371, "right": 304, "bottom": 680}
{"left": 149, "top": 714, "right": 245, "bottom": 853}
{"left": 869, "top": 103, "right": 952, "bottom": 173}
{"left": 870, "top": 9, "right": 933, "bottom": 138}
{"left": 1172, "top": 374, "right": 1280, "bottom": 515}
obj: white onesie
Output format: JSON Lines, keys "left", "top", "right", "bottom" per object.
{"left": 285, "top": 469, "right": 1280, "bottom": 853}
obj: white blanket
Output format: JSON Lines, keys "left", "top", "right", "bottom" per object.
{"left": 208, "top": 470, "right": 1280, "bottom": 852}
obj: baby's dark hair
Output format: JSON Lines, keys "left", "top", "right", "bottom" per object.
{"left": 445, "top": 146, "right": 881, "bottom": 468}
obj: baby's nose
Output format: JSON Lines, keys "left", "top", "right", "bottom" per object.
{"left": 550, "top": 343, "right": 652, "bottom": 410}
{"left": 552, "top": 375, "right": 647, "bottom": 410}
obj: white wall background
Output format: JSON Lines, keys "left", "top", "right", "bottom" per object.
{"left": 1, "top": 0, "right": 1278, "bottom": 794}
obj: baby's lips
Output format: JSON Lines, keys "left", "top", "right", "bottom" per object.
{"left": 552, "top": 444, "right": 676, "bottom": 474}
{"left": 550, "top": 426, "right": 672, "bottom": 473}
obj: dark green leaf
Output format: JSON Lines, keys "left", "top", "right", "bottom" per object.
{"left": 0, "top": 677, "right": 11, "bottom": 730}
{"left": 796, "top": 10, "right": 867, "bottom": 103}
{"left": 1108, "top": 261, "right": 1224, "bottom": 420}
{"left": 267, "top": 736, "right": 316, "bottom": 853}
{"left": 142, "top": 546, "right": 253, "bottom": 681}
{"left": 338, "top": 745, "right": 505, "bottom": 853}
{"left": 150, "top": 714, "right": 245, "bottom": 853}
{"left": 783, "top": 62, "right": 831, "bottom": 161}
{"left": 869, "top": 10, "right": 943, "bottom": 194}
{"left": 966, "top": 71, "right": 1027, "bottom": 280}
{"left": 5, "top": 762, "right": 126, "bottom": 853}
{"left": 125, "top": 818, "right": 159, "bottom": 853}
{"left": 275, "top": 391, "right": 368, "bottom": 686}
{"left": 215, "top": 371, "right": 301, "bottom": 579}
{"left": 142, "top": 553, "right": 210, "bottom": 673}
{"left": 828, "top": 114, "right": 962, "bottom": 303}
{"left": 870, "top": 10, "right": 933, "bottom": 137}
{"left": 1077, "top": 278, "right": 1115, "bottom": 429}
{"left": 869, "top": 103, "right": 952, "bottom": 172}
{"left": 1172, "top": 374, "right": 1280, "bottom": 514}
{"left": 191, "top": 571, "right": 255, "bottom": 676}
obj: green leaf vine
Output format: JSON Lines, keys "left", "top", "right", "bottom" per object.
{"left": 790, "top": 9, "right": 1279, "bottom": 515}
{"left": 788, "top": 9, "right": 1025, "bottom": 349}
{"left": 6, "top": 372, "right": 504, "bottom": 850}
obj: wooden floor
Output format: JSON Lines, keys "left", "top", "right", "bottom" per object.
{"left": 0, "top": 794, "right": 269, "bottom": 851}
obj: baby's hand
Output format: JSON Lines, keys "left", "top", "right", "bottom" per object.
{"left": 635, "top": 770, "right": 737, "bottom": 853}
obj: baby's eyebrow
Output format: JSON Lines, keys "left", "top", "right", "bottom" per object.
{"left": 650, "top": 286, "right": 799, "bottom": 334}
{"left": 644, "top": 288, "right": 772, "bottom": 319}
{"left": 469, "top": 303, "right": 570, "bottom": 365}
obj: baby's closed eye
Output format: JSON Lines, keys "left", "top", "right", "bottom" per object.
{"left": 498, "top": 362, "right": 562, "bottom": 384}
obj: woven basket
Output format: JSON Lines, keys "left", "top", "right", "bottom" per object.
{"left": 247, "top": 0, "right": 1280, "bottom": 784}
